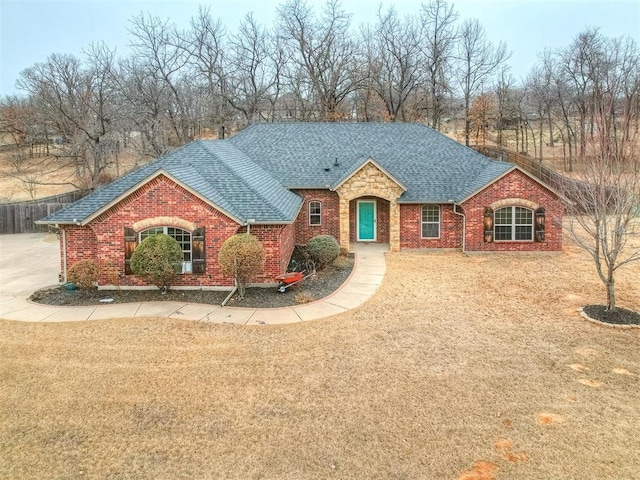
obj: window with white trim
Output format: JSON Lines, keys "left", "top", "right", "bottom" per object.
{"left": 421, "top": 204, "right": 440, "bottom": 238}
{"left": 494, "top": 206, "right": 533, "bottom": 241}
{"left": 309, "top": 201, "right": 321, "bottom": 226}
{"left": 140, "top": 226, "right": 192, "bottom": 273}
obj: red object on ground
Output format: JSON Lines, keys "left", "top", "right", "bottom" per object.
{"left": 275, "top": 271, "right": 304, "bottom": 284}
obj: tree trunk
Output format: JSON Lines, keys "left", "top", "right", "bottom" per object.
{"left": 606, "top": 279, "right": 616, "bottom": 311}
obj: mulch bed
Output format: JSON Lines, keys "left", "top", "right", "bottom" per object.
{"left": 29, "top": 255, "right": 354, "bottom": 309}
{"left": 582, "top": 305, "right": 640, "bottom": 326}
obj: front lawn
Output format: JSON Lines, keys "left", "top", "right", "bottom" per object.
{"left": 1, "top": 243, "right": 638, "bottom": 479}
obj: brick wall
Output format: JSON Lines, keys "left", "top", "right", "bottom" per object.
{"left": 61, "top": 225, "right": 98, "bottom": 275}
{"left": 250, "top": 224, "right": 295, "bottom": 282}
{"left": 399, "top": 204, "right": 462, "bottom": 249}
{"left": 461, "top": 169, "right": 564, "bottom": 252}
{"left": 291, "top": 189, "right": 340, "bottom": 244}
{"left": 62, "top": 175, "right": 294, "bottom": 287}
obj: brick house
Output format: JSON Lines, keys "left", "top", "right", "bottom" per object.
{"left": 38, "top": 123, "right": 565, "bottom": 288}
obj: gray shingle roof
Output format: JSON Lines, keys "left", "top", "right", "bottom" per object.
{"left": 229, "top": 122, "right": 512, "bottom": 202}
{"left": 40, "top": 122, "right": 515, "bottom": 226}
{"left": 39, "top": 141, "right": 303, "bottom": 225}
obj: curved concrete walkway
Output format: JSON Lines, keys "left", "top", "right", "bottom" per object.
{"left": 0, "top": 234, "right": 386, "bottom": 325}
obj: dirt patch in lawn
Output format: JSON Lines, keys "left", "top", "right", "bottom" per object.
{"left": 29, "top": 255, "right": 354, "bottom": 308}
{"left": 1, "top": 243, "right": 639, "bottom": 479}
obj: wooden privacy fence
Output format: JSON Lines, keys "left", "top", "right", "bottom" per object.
{"left": 0, "top": 190, "right": 89, "bottom": 234}
{"left": 473, "top": 146, "right": 593, "bottom": 209}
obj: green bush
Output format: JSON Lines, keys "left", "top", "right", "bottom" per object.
{"left": 130, "top": 234, "right": 183, "bottom": 292}
{"left": 67, "top": 259, "right": 98, "bottom": 290}
{"left": 218, "top": 233, "right": 265, "bottom": 299}
{"left": 306, "top": 235, "right": 340, "bottom": 270}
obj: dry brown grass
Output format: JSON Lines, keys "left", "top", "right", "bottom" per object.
{"left": 0, "top": 148, "right": 144, "bottom": 202}
{"left": 1, "top": 241, "right": 639, "bottom": 479}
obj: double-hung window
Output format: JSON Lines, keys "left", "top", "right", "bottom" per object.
{"left": 309, "top": 201, "right": 321, "bottom": 226}
{"left": 421, "top": 204, "right": 440, "bottom": 238}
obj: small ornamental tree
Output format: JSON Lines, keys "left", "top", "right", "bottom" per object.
{"left": 67, "top": 259, "right": 98, "bottom": 290}
{"left": 130, "top": 234, "right": 183, "bottom": 292}
{"left": 306, "top": 235, "right": 340, "bottom": 270}
{"left": 218, "top": 233, "right": 265, "bottom": 299}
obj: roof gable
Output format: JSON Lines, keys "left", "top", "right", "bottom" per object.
{"left": 332, "top": 157, "right": 407, "bottom": 192}
{"left": 80, "top": 169, "right": 243, "bottom": 225}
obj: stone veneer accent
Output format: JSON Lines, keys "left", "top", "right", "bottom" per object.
{"left": 335, "top": 161, "right": 405, "bottom": 252}
{"left": 132, "top": 216, "right": 198, "bottom": 232}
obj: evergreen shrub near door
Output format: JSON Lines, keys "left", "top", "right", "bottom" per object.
{"left": 130, "top": 234, "right": 184, "bottom": 292}
{"left": 306, "top": 235, "right": 340, "bottom": 270}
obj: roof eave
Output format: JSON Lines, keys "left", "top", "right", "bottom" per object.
{"left": 34, "top": 220, "right": 77, "bottom": 225}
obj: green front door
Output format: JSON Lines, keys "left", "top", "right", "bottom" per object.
{"left": 357, "top": 200, "right": 376, "bottom": 241}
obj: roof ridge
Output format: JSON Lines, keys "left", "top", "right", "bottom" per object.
{"left": 197, "top": 141, "right": 296, "bottom": 221}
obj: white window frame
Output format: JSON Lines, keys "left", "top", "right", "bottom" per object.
{"left": 309, "top": 201, "right": 322, "bottom": 226}
{"left": 494, "top": 206, "right": 534, "bottom": 242}
{"left": 421, "top": 204, "right": 440, "bottom": 239}
{"left": 139, "top": 226, "right": 193, "bottom": 273}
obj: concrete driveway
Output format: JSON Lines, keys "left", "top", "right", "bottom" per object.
{"left": 0, "top": 233, "right": 60, "bottom": 299}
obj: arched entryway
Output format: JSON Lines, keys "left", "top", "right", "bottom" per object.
{"left": 334, "top": 158, "right": 405, "bottom": 252}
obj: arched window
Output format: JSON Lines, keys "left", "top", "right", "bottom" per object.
{"left": 140, "top": 227, "right": 193, "bottom": 273}
{"left": 494, "top": 206, "right": 533, "bottom": 241}
{"left": 421, "top": 204, "right": 440, "bottom": 238}
{"left": 309, "top": 201, "right": 322, "bottom": 225}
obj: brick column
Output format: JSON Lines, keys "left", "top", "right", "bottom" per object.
{"left": 390, "top": 200, "right": 400, "bottom": 252}
{"left": 339, "top": 196, "right": 350, "bottom": 251}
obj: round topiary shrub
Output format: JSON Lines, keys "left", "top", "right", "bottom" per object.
{"left": 130, "top": 234, "right": 183, "bottom": 292}
{"left": 67, "top": 259, "right": 98, "bottom": 290}
{"left": 218, "top": 233, "right": 265, "bottom": 299}
{"left": 306, "top": 234, "right": 340, "bottom": 270}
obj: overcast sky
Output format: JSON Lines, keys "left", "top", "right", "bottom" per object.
{"left": 1, "top": 0, "right": 638, "bottom": 96}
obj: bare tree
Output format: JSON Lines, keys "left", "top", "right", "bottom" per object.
{"left": 492, "top": 66, "right": 517, "bottom": 145}
{"left": 362, "top": 6, "right": 424, "bottom": 122}
{"left": 277, "top": 0, "right": 361, "bottom": 121}
{"left": 184, "top": 6, "right": 236, "bottom": 133}
{"left": 456, "top": 18, "right": 509, "bottom": 146}
{"left": 563, "top": 62, "right": 640, "bottom": 312}
{"left": 420, "top": 0, "right": 458, "bottom": 129}
{"left": 0, "top": 95, "right": 38, "bottom": 147}
{"left": 556, "top": 28, "right": 607, "bottom": 163}
{"left": 128, "top": 12, "right": 192, "bottom": 144}
{"left": 225, "top": 13, "right": 282, "bottom": 124}
{"left": 17, "top": 44, "right": 119, "bottom": 189}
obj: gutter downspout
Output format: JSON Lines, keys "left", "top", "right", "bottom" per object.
{"left": 453, "top": 203, "right": 466, "bottom": 254}
{"left": 61, "top": 227, "right": 68, "bottom": 283}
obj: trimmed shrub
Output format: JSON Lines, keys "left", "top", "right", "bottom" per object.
{"left": 218, "top": 233, "right": 265, "bottom": 299}
{"left": 67, "top": 259, "right": 98, "bottom": 290}
{"left": 130, "top": 234, "right": 183, "bottom": 292}
{"left": 306, "top": 235, "right": 340, "bottom": 270}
